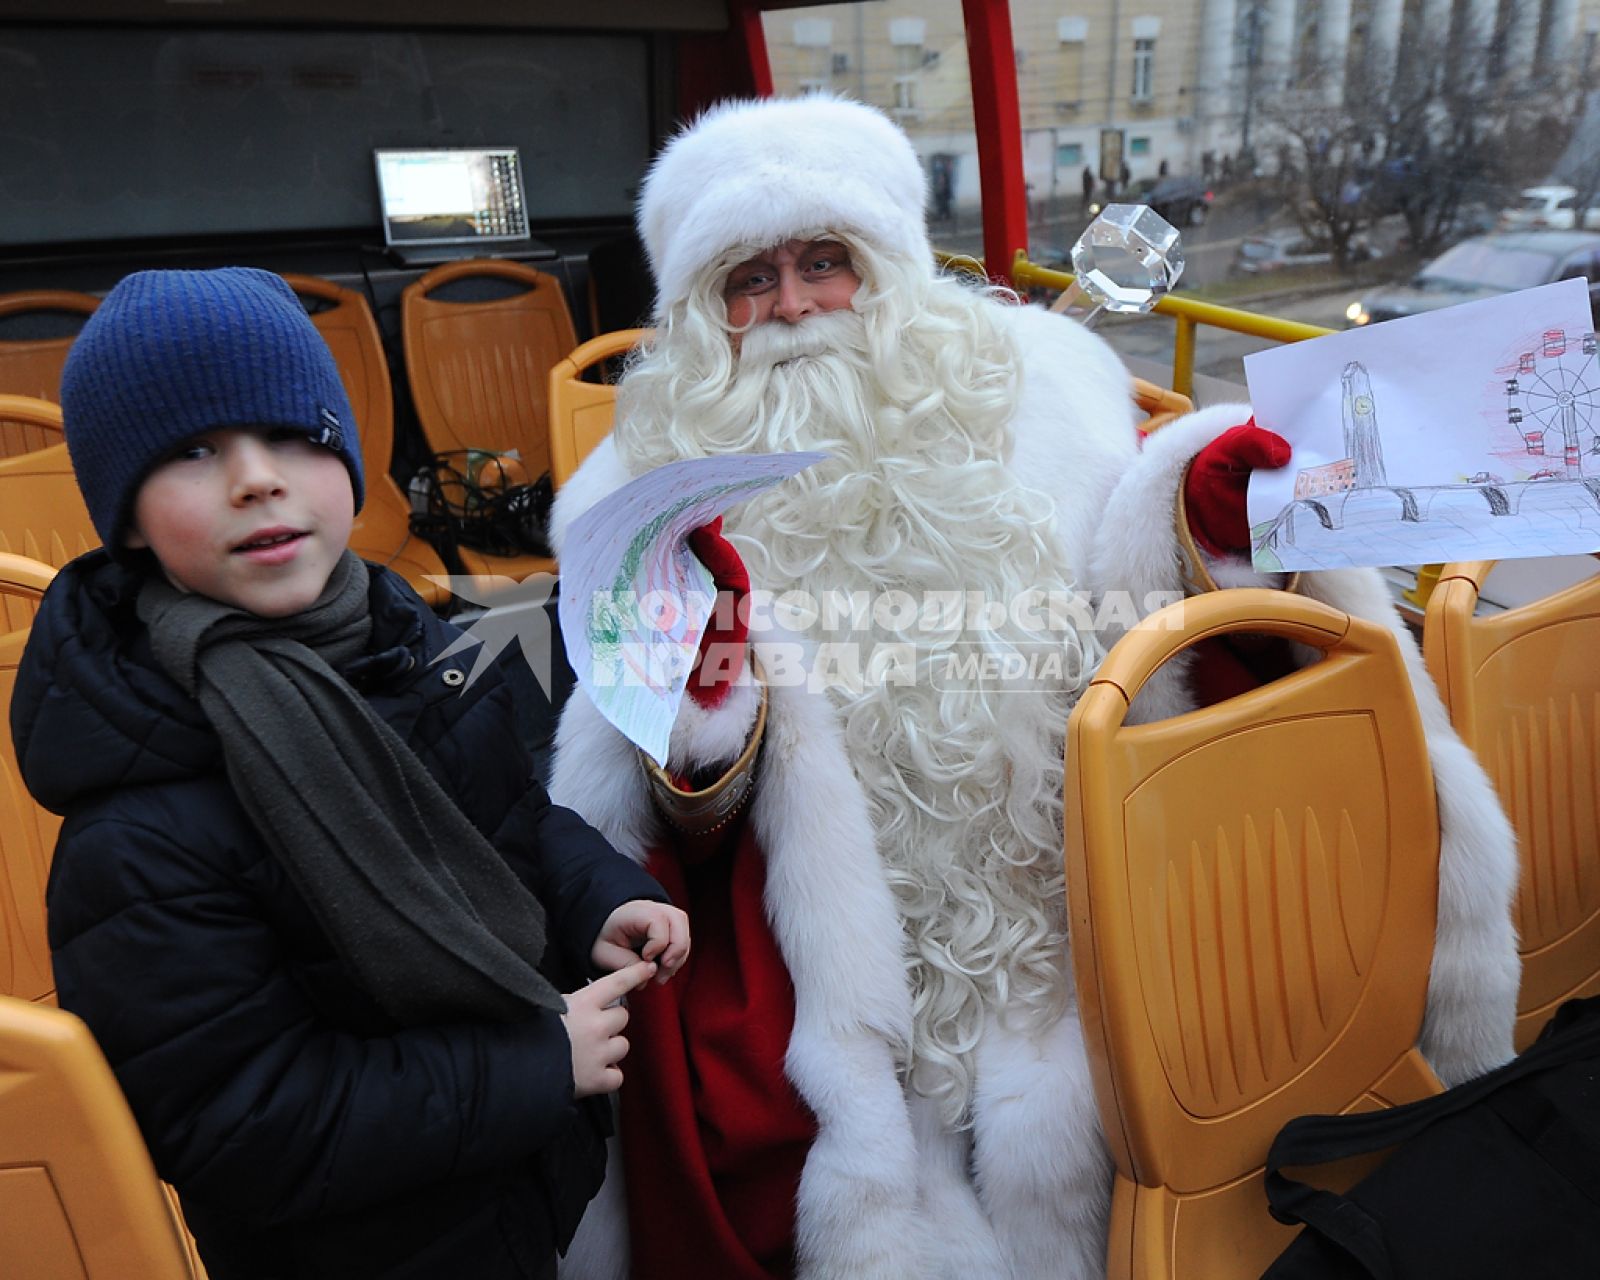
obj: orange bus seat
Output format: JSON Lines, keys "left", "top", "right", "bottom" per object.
{"left": 0, "top": 392, "right": 66, "bottom": 460}
{"left": 0, "top": 290, "right": 100, "bottom": 403}
{"left": 1131, "top": 377, "right": 1193, "bottom": 434}
{"left": 401, "top": 260, "right": 574, "bottom": 585}
{"left": 1424, "top": 558, "right": 1600, "bottom": 1049}
{"left": 282, "top": 274, "right": 449, "bottom": 609}
{"left": 548, "top": 328, "right": 650, "bottom": 489}
{"left": 1066, "top": 588, "right": 1444, "bottom": 1280}
{"left": 0, "top": 552, "right": 55, "bottom": 634}
{"left": 0, "top": 995, "right": 203, "bottom": 1278}
{"left": 1, "top": 618, "right": 59, "bottom": 1005}
{"left": 0, "top": 443, "right": 98, "bottom": 569}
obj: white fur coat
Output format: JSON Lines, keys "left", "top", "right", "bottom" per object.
{"left": 549, "top": 303, "right": 1520, "bottom": 1280}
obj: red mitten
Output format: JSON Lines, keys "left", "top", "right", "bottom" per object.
{"left": 1183, "top": 419, "right": 1292, "bottom": 557}
{"left": 686, "top": 518, "right": 750, "bottom": 709}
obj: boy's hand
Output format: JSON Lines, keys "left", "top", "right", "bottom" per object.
{"left": 561, "top": 959, "right": 656, "bottom": 1098}
{"left": 592, "top": 900, "right": 691, "bottom": 984}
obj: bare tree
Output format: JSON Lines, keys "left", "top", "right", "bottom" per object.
{"left": 1258, "top": 21, "right": 1572, "bottom": 264}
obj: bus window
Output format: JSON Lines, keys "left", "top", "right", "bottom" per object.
{"left": 762, "top": 2, "right": 984, "bottom": 263}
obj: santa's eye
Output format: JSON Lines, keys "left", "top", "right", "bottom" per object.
{"left": 725, "top": 263, "right": 776, "bottom": 295}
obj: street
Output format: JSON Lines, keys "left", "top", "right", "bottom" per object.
{"left": 935, "top": 185, "right": 1418, "bottom": 406}
{"left": 1096, "top": 283, "right": 1362, "bottom": 407}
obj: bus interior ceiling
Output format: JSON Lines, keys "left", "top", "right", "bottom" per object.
{"left": 0, "top": 1, "right": 777, "bottom": 479}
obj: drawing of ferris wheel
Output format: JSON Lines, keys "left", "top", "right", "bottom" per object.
{"left": 1505, "top": 329, "right": 1600, "bottom": 478}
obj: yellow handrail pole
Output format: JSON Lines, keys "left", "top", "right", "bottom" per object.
{"left": 1006, "top": 252, "right": 1335, "bottom": 391}
{"left": 1172, "top": 315, "right": 1198, "bottom": 401}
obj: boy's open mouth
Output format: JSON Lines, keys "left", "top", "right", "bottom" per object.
{"left": 233, "top": 529, "right": 305, "bottom": 553}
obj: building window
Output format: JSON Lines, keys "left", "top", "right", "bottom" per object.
{"left": 1057, "top": 142, "right": 1083, "bottom": 167}
{"left": 890, "top": 17, "right": 926, "bottom": 117}
{"left": 1057, "top": 16, "right": 1087, "bottom": 110}
{"left": 1130, "top": 136, "right": 1151, "bottom": 157}
{"left": 1131, "top": 38, "right": 1155, "bottom": 100}
{"left": 1130, "top": 17, "right": 1160, "bottom": 103}
{"left": 1295, "top": 0, "right": 1322, "bottom": 83}
{"left": 793, "top": 17, "right": 833, "bottom": 92}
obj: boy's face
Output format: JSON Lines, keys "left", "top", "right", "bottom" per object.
{"left": 125, "top": 426, "right": 355, "bottom": 618}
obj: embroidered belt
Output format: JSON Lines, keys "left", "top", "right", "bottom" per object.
{"left": 641, "top": 676, "right": 768, "bottom": 839}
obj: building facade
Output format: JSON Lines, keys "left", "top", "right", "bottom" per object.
{"left": 763, "top": 0, "right": 1600, "bottom": 218}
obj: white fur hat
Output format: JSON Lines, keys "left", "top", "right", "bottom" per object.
{"left": 637, "top": 95, "right": 932, "bottom": 313}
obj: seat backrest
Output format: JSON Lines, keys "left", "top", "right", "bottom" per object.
{"left": 548, "top": 327, "right": 649, "bottom": 488}
{"left": 0, "top": 392, "right": 67, "bottom": 460}
{"left": 0, "top": 622, "right": 59, "bottom": 1005}
{"left": 281, "top": 273, "right": 396, "bottom": 480}
{"left": 1423, "top": 558, "right": 1600, "bottom": 1048}
{"left": 0, "top": 995, "right": 199, "bottom": 1278}
{"left": 0, "top": 290, "right": 100, "bottom": 402}
{"left": 1066, "top": 589, "right": 1443, "bottom": 1279}
{"left": 1131, "top": 377, "right": 1194, "bottom": 434}
{"left": 401, "top": 260, "right": 577, "bottom": 477}
{"left": 0, "top": 552, "right": 56, "bottom": 633}
{"left": 0, "top": 443, "right": 99, "bottom": 568}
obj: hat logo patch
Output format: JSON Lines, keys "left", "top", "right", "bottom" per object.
{"left": 316, "top": 407, "right": 344, "bottom": 453}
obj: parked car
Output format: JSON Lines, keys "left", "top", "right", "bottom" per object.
{"left": 1138, "top": 175, "right": 1214, "bottom": 227}
{"left": 1345, "top": 230, "right": 1600, "bottom": 327}
{"left": 1497, "top": 185, "right": 1600, "bottom": 232}
{"left": 1234, "top": 229, "right": 1377, "bottom": 275}
{"left": 1089, "top": 175, "right": 1214, "bottom": 227}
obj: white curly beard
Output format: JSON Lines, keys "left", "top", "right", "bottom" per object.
{"left": 615, "top": 255, "right": 1103, "bottom": 1123}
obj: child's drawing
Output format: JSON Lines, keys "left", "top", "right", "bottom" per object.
{"left": 1244, "top": 278, "right": 1600, "bottom": 571}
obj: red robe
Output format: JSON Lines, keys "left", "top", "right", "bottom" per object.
{"left": 620, "top": 822, "right": 816, "bottom": 1278}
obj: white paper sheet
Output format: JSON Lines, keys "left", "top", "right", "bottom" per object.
{"left": 1244, "top": 277, "right": 1600, "bottom": 571}
{"left": 557, "top": 451, "right": 827, "bottom": 765}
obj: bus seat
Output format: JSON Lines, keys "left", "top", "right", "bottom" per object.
{"left": 1066, "top": 588, "right": 1444, "bottom": 1280}
{"left": 548, "top": 328, "right": 650, "bottom": 489}
{"left": 282, "top": 274, "right": 450, "bottom": 609}
{"left": 1, "top": 618, "right": 59, "bottom": 1006}
{"left": 1423, "top": 558, "right": 1600, "bottom": 1049}
{"left": 1131, "top": 378, "right": 1193, "bottom": 434}
{"left": 0, "top": 392, "right": 66, "bottom": 460}
{"left": 0, "top": 995, "right": 203, "bottom": 1278}
{"left": 0, "top": 290, "right": 100, "bottom": 403}
{"left": 0, "top": 443, "right": 98, "bottom": 569}
{"left": 401, "top": 259, "right": 573, "bottom": 585}
{"left": 0, "top": 552, "right": 55, "bottom": 633}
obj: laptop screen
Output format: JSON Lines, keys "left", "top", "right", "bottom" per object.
{"left": 374, "top": 147, "right": 530, "bottom": 247}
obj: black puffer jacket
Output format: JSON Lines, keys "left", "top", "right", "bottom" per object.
{"left": 11, "top": 553, "right": 666, "bottom": 1280}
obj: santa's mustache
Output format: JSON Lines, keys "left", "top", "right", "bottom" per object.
{"left": 734, "top": 309, "right": 866, "bottom": 373}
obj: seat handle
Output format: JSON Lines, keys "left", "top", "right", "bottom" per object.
{"left": 1087, "top": 587, "right": 1374, "bottom": 707}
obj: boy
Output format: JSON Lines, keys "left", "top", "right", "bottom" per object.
{"left": 8, "top": 267, "right": 687, "bottom": 1280}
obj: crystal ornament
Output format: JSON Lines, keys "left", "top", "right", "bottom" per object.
{"left": 1069, "top": 203, "right": 1184, "bottom": 314}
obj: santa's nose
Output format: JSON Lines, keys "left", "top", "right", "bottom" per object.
{"left": 771, "top": 272, "right": 814, "bottom": 324}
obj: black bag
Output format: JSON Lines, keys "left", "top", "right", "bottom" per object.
{"left": 1262, "top": 996, "right": 1600, "bottom": 1279}
{"left": 410, "top": 450, "right": 554, "bottom": 561}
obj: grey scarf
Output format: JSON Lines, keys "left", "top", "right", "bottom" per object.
{"left": 137, "top": 552, "right": 564, "bottom": 1025}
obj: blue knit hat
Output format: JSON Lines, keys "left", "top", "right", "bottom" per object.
{"left": 61, "top": 267, "right": 365, "bottom": 553}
